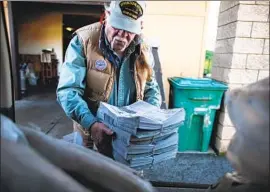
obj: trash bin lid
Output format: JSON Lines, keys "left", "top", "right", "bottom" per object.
{"left": 168, "top": 77, "right": 228, "bottom": 90}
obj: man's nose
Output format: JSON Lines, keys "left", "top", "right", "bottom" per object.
{"left": 117, "top": 29, "right": 128, "bottom": 37}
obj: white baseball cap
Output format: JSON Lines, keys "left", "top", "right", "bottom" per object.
{"left": 105, "top": 1, "right": 146, "bottom": 35}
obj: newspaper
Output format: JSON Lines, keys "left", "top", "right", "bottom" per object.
{"left": 97, "top": 100, "right": 185, "bottom": 135}
{"left": 113, "top": 148, "right": 178, "bottom": 168}
{"left": 109, "top": 124, "right": 180, "bottom": 146}
{"left": 96, "top": 101, "right": 185, "bottom": 168}
{"left": 112, "top": 132, "right": 178, "bottom": 160}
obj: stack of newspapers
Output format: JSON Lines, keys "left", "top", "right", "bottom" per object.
{"left": 96, "top": 101, "right": 185, "bottom": 168}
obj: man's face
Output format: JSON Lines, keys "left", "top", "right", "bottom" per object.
{"left": 104, "top": 23, "right": 136, "bottom": 53}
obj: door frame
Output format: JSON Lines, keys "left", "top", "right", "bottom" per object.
{"left": 1, "top": 2, "right": 16, "bottom": 121}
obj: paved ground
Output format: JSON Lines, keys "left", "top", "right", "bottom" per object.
{"left": 142, "top": 152, "right": 233, "bottom": 185}
{"left": 14, "top": 89, "right": 233, "bottom": 188}
{"left": 156, "top": 188, "right": 205, "bottom": 192}
{"left": 15, "top": 88, "right": 73, "bottom": 138}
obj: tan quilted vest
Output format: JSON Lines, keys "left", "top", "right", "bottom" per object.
{"left": 72, "top": 22, "right": 152, "bottom": 136}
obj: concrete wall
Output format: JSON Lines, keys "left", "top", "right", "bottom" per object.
{"left": 212, "top": 1, "right": 269, "bottom": 152}
{"left": 143, "top": 1, "right": 210, "bottom": 104}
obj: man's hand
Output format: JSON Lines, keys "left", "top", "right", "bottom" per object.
{"left": 90, "top": 122, "right": 114, "bottom": 158}
{"left": 90, "top": 122, "right": 113, "bottom": 146}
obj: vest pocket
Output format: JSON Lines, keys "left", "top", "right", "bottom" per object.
{"left": 86, "top": 69, "right": 111, "bottom": 96}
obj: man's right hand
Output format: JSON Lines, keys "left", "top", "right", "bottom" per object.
{"left": 90, "top": 122, "right": 113, "bottom": 146}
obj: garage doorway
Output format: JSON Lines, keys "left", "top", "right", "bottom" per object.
{"left": 62, "top": 14, "right": 100, "bottom": 62}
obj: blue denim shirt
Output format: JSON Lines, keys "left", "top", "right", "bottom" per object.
{"left": 57, "top": 26, "right": 161, "bottom": 130}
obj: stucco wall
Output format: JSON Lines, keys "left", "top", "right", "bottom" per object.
{"left": 18, "top": 12, "right": 63, "bottom": 67}
{"left": 15, "top": 2, "right": 101, "bottom": 74}
{"left": 143, "top": 1, "right": 209, "bottom": 104}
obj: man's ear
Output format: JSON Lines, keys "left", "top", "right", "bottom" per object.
{"left": 141, "top": 21, "right": 144, "bottom": 30}
{"left": 99, "top": 12, "right": 106, "bottom": 24}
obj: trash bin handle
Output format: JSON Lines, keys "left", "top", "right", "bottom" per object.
{"left": 189, "top": 96, "right": 213, "bottom": 101}
{"left": 193, "top": 108, "right": 208, "bottom": 115}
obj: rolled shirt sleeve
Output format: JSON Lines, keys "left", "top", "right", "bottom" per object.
{"left": 56, "top": 35, "right": 97, "bottom": 130}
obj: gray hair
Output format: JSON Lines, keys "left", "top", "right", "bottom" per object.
{"left": 104, "top": 2, "right": 111, "bottom": 11}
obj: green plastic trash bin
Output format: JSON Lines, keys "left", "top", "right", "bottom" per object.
{"left": 168, "top": 77, "right": 228, "bottom": 152}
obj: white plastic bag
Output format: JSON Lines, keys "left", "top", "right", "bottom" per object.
{"left": 28, "top": 72, "right": 38, "bottom": 86}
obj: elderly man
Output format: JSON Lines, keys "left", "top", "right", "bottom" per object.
{"left": 57, "top": 1, "right": 161, "bottom": 157}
